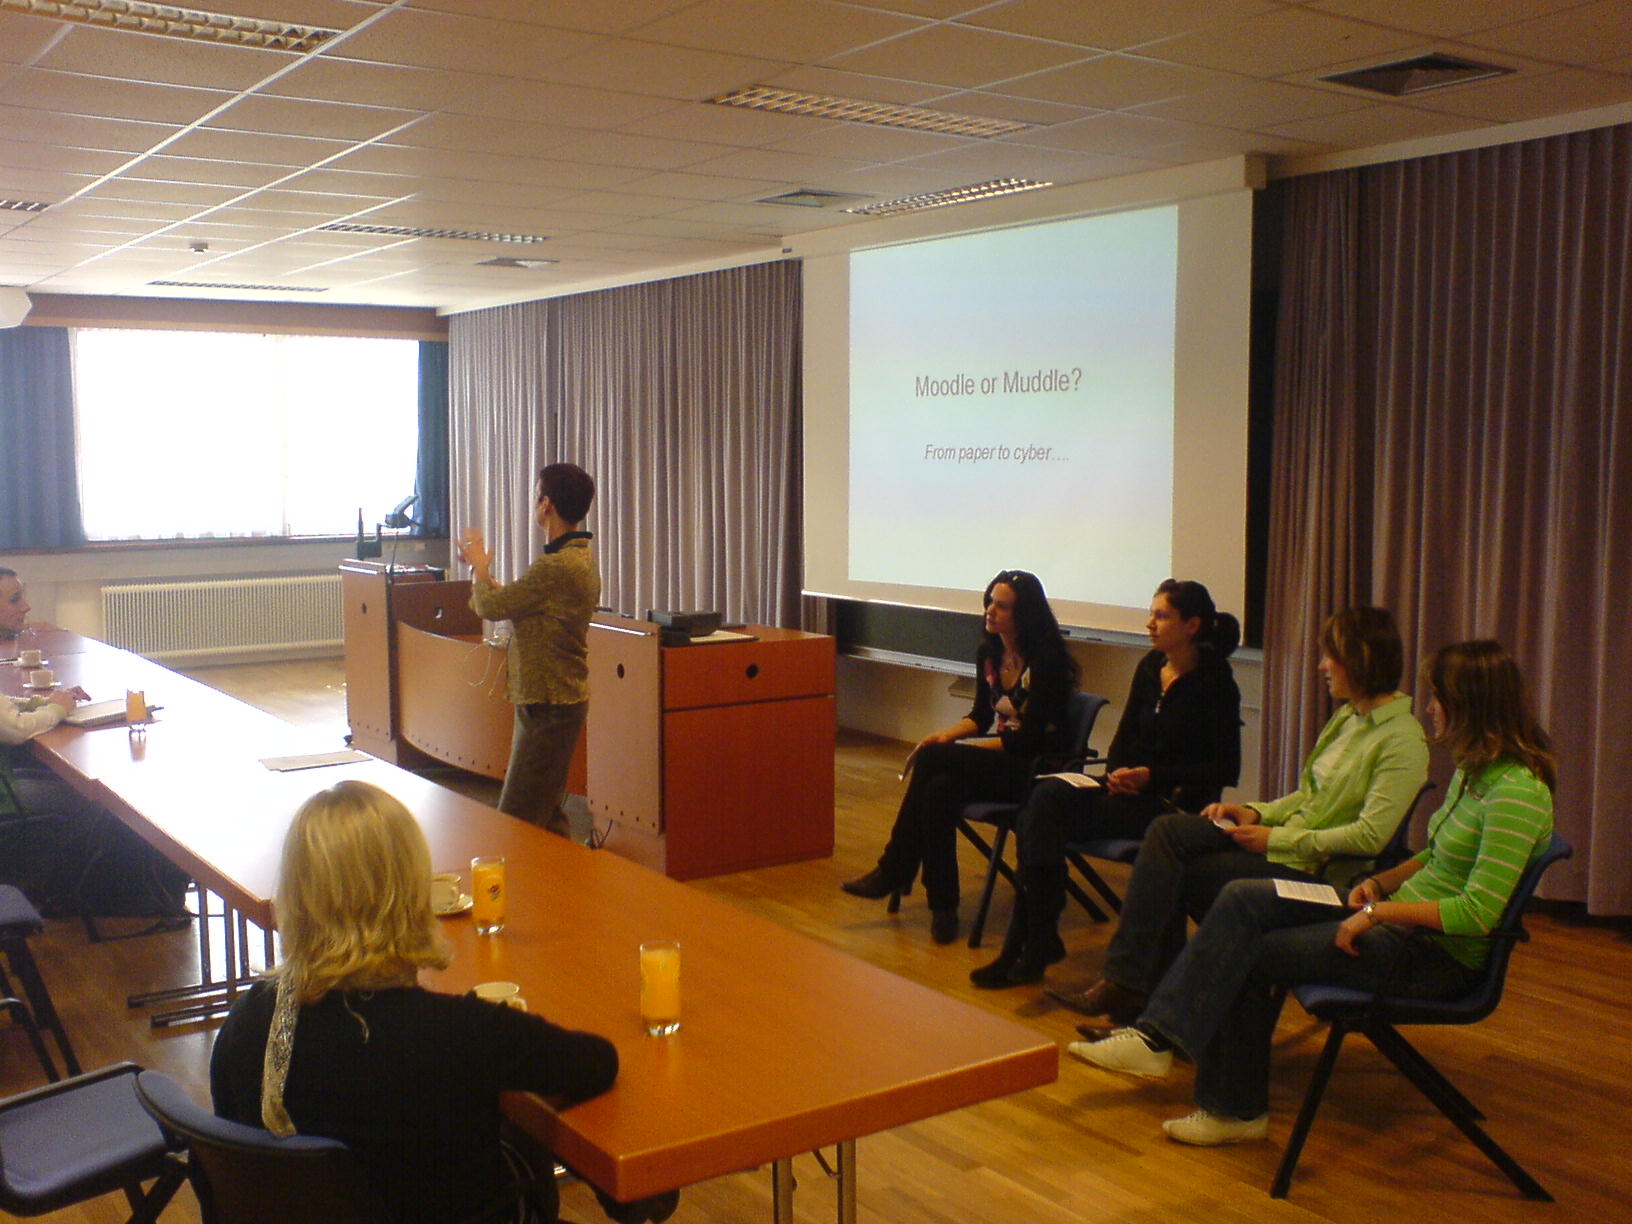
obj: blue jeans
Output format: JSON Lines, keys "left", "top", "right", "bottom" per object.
{"left": 1141, "top": 878, "right": 1478, "bottom": 1120}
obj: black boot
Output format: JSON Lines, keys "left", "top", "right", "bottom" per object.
{"left": 841, "top": 860, "right": 910, "bottom": 899}
{"left": 1004, "top": 864, "right": 1068, "bottom": 984}
{"left": 969, "top": 903, "right": 1028, "bottom": 988}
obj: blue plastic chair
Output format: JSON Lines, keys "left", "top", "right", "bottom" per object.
{"left": 0, "top": 884, "right": 81, "bottom": 1081}
{"left": 0, "top": 1061, "right": 185, "bottom": 1222}
{"left": 1270, "top": 832, "right": 1573, "bottom": 1200}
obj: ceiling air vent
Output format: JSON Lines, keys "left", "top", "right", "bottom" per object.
{"left": 1321, "top": 54, "right": 1512, "bottom": 97}
{"left": 756, "top": 189, "right": 870, "bottom": 209}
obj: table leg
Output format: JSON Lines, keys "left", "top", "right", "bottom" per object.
{"left": 837, "top": 1139, "right": 856, "bottom": 1224}
{"left": 772, "top": 1157, "right": 794, "bottom": 1224}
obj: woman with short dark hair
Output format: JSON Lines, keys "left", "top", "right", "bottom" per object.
{"left": 842, "top": 570, "right": 1079, "bottom": 945}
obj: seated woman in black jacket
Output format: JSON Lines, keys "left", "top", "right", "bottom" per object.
{"left": 971, "top": 579, "right": 1241, "bottom": 988}
{"left": 842, "top": 570, "right": 1078, "bottom": 945}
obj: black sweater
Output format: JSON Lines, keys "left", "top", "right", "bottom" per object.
{"left": 1104, "top": 649, "right": 1241, "bottom": 810}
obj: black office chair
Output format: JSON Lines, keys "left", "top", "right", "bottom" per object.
{"left": 1270, "top": 832, "right": 1573, "bottom": 1201}
{"left": 135, "top": 1070, "right": 394, "bottom": 1224}
{"left": 0, "top": 1061, "right": 186, "bottom": 1222}
{"left": 940, "top": 690, "right": 1111, "bottom": 948}
{"left": 0, "top": 884, "right": 81, "bottom": 1080}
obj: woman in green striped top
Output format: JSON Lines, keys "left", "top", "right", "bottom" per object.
{"left": 1066, "top": 640, "right": 1555, "bottom": 1146}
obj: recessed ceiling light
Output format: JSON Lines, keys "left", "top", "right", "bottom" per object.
{"left": 0, "top": 198, "right": 52, "bottom": 212}
{"left": 320, "top": 223, "right": 551, "bottom": 244}
{"left": 708, "top": 86, "right": 1031, "bottom": 139}
{"left": 149, "top": 279, "right": 328, "bottom": 292}
{"left": 1322, "top": 53, "right": 1513, "bottom": 96}
{"left": 842, "top": 178, "right": 1053, "bottom": 217}
{"left": 0, "top": 0, "right": 339, "bottom": 52}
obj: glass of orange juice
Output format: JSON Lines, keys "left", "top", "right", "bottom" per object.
{"left": 470, "top": 856, "right": 506, "bottom": 935}
{"left": 639, "top": 940, "right": 681, "bottom": 1036}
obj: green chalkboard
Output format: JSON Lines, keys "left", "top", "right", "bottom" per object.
{"left": 834, "top": 599, "right": 983, "bottom": 668}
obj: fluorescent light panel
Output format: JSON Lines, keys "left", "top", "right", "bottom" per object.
{"left": 0, "top": 199, "right": 53, "bottom": 212}
{"left": 842, "top": 178, "right": 1053, "bottom": 216}
{"left": 150, "top": 279, "right": 328, "bottom": 291}
{"left": 0, "top": 0, "right": 338, "bottom": 50}
{"left": 320, "top": 223, "right": 551, "bottom": 244}
{"left": 709, "top": 85, "right": 1030, "bottom": 139}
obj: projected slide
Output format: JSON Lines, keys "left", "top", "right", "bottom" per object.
{"left": 848, "top": 206, "right": 1178, "bottom": 612}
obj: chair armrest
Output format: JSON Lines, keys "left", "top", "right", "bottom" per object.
{"left": 0, "top": 1061, "right": 141, "bottom": 1112}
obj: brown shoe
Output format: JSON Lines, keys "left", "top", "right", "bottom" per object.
{"left": 1044, "top": 978, "right": 1146, "bottom": 1025}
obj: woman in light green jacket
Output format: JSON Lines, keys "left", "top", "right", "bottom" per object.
{"left": 1047, "top": 607, "right": 1429, "bottom": 1024}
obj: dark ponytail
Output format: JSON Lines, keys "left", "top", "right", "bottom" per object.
{"left": 1154, "top": 578, "right": 1238, "bottom": 659}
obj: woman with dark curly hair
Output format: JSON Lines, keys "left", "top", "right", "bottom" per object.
{"left": 842, "top": 570, "right": 1078, "bottom": 944}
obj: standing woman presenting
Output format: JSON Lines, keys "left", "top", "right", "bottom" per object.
{"left": 842, "top": 570, "right": 1078, "bottom": 944}
{"left": 457, "top": 463, "right": 599, "bottom": 839}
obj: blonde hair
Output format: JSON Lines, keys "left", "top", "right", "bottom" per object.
{"left": 273, "top": 780, "right": 450, "bottom": 1003}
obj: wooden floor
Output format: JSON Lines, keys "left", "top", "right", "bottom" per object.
{"left": 5, "top": 657, "right": 1629, "bottom": 1223}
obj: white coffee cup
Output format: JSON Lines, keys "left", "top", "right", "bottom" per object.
{"left": 18, "top": 649, "right": 41, "bottom": 667}
{"left": 430, "top": 872, "right": 461, "bottom": 911}
{"left": 473, "top": 981, "right": 522, "bottom": 1007}
{"left": 29, "top": 668, "right": 53, "bottom": 688}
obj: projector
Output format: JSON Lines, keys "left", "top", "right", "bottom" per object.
{"left": 647, "top": 609, "right": 722, "bottom": 643}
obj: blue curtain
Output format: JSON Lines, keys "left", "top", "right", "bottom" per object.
{"left": 0, "top": 327, "right": 86, "bottom": 549}
{"left": 415, "top": 340, "right": 449, "bottom": 538}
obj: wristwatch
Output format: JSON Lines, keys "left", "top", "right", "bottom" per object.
{"left": 1361, "top": 901, "right": 1379, "bottom": 925}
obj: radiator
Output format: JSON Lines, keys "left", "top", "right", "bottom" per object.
{"left": 101, "top": 575, "right": 343, "bottom": 664}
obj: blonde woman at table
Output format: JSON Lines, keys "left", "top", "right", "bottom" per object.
{"left": 210, "top": 780, "right": 678, "bottom": 1224}
{"left": 457, "top": 463, "right": 600, "bottom": 841}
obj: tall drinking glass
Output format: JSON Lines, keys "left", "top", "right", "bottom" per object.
{"left": 640, "top": 940, "right": 681, "bottom": 1036}
{"left": 471, "top": 856, "right": 507, "bottom": 935}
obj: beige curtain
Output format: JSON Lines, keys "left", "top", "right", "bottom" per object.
{"left": 449, "top": 261, "right": 803, "bottom": 628}
{"left": 1264, "top": 123, "right": 1632, "bottom": 912}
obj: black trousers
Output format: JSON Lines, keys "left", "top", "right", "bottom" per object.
{"left": 1102, "top": 812, "right": 1315, "bottom": 994}
{"left": 877, "top": 742, "right": 1034, "bottom": 911}
{"left": 1013, "top": 776, "right": 1162, "bottom": 873}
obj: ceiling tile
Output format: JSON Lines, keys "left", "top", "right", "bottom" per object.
{"left": 683, "top": 146, "right": 871, "bottom": 185}
{"left": 1, "top": 10, "right": 72, "bottom": 64}
{"left": 0, "top": 137, "right": 130, "bottom": 176}
{"left": 1145, "top": 7, "right": 1427, "bottom": 78}
{"left": 619, "top": 169, "right": 795, "bottom": 202}
{"left": 761, "top": 124, "right": 975, "bottom": 164}
{"left": 1134, "top": 78, "right": 1366, "bottom": 129}
{"left": 616, "top": 100, "right": 836, "bottom": 147}
{"left": 824, "top": 24, "right": 1093, "bottom": 90}
{"left": 538, "top": 130, "right": 730, "bottom": 171}
{"left": 541, "top": 190, "right": 677, "bottom": 218}
{"left": 925, "top": 91, "right": 1100, "bottom": 127}
{"left": 955, "top": 0, "right": 1278, "bottom": 53}
{"left": 128, "top": 154, "right": 297, "bottom": 190}
{"left": 1402, "top": 66, "right": 1632, "bottom": 124}
{"left": 532, "top": 39, "right": 790, "bottom": 99}
{"left": 1309, "top": 0, "right": 1603, "bottom": 42}
{"left": 79, "top": 177, "right": 247, "bottom": 206}
{"left": 404, "top": 0, "right": 696, "bottom": 37}
{"left": 1264, "top": 101, "right": 1489, "bottom": 146}
{"left": 0, "top": 107, "right": 181, "bottom": 154}
{"left": 0, "top": 69, "right": 233, "bottom": 125}
{"left": 893, "top": 138, "right": 1139, "bottom": 185}
{"left": 758, "top": 66, "right": 945, "bottom": 106}
{"left": 1461, "top": 0, "right": 1632, "bottom": 66}
{"left": 168, "top": 127, "right": 357, "bottom": 167}
{"left": 383, "top": 112, "right": 579, "bottom": 158}
{"left": 444, "top": 80, "right": 677, "bottom": 128}
{"left": 37, "top": 26, "right": 296, "bottom": 91}
{"left": 212, "top": 95, "right": 422, "bottom": 142}
{"left": 633, "top": 0, "right": 926, "bottom": 62}
{"left": 332, "top": 8, "right": 603, "bottom": 76}
{"left": 994, "top": 53, "right": 1236, "bottom": 109}
{"left": 267, "top": 57, "right": 503, "bottom": 111}
{"left": 338, "top": 143, "right": 651, "bottom": 190}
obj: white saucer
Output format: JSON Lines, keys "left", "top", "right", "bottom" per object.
{"left": 22, "top": 679, "right": 58, "bottom": 690}
{"left": 12, "top": 658, "right": 47, "bottom": 668}
{"left": 434, "top": 893, "right": 473, "bottom": 916}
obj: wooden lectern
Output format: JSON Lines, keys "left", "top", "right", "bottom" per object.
{"left": 341, "top": 563, "right": 834, "bottom": 879}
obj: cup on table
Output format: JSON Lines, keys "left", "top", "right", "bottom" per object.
{"left": 473, "top": 980, "right": 526, "bottom": 1010}
{"left": 18, "top": 649, "right": 41, "bottom": 667}
{"left": 29, "top": 668, "right": 53, "bottom": 688}
{"left": 430, "top": 872, "right": 462, "bottom": 913}
{"left": 639, "top": 940, "right": 681, "bottom": 1037}
{"left": 470, "top": 855, "right": 506, "bottom": 935}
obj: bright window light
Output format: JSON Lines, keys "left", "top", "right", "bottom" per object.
{"left": 74, "top": 329, "right": 419, "bottom": 541}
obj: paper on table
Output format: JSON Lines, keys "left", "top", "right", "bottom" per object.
{"left": 1273, "top": 878, "right": 1343, "bottom": 906}
{"left": 260, "top": 750, "right": 370, "bottom": 772}
{"left": 1037, "top": 771, "right": 1102, "bottom": 789}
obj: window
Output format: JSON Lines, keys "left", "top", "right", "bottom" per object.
{"left": 73, "top": 329, "right": 419, "bottom": 541}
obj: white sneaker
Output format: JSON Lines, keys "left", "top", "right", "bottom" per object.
{"left": 1162, "top": 1109, "right": 1269, "bottom": 1145}
{"left": 1066, "top": 1027, "right": 1172, "bottom": 1078}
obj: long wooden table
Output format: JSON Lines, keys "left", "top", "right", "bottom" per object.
{"left": 8, "top": 632, "right": 1058, "bottom": 1220}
